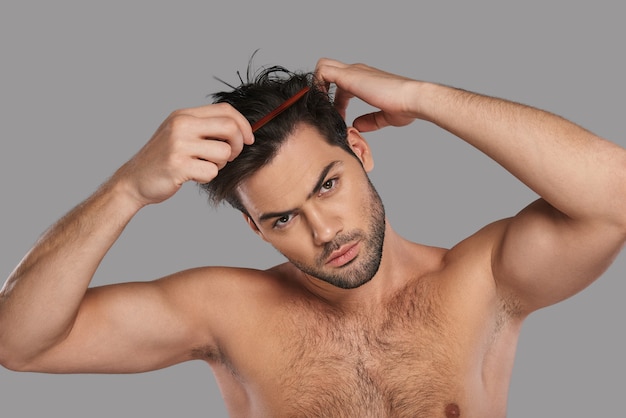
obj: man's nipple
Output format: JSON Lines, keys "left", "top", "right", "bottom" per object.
{"left": 445, "top": 403, "right": 460, "bottom": 417}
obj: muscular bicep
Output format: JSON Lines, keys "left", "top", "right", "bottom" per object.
{"left": 493, "top": 198, "right": 625, "bottom": 314}
{"left": 23, "top": 270, "right": 217, "bottom": 374}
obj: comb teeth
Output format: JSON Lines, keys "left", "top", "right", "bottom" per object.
{"left": 251, "top": 86, "right": 310, "bottom": 132}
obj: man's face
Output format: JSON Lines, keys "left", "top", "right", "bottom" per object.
{"left": 238, "top": 124, "right": 386, "bottom": 289}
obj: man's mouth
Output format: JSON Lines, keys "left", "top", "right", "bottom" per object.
{"left": 325, "top": 242, "right": 360, "bottom": 267}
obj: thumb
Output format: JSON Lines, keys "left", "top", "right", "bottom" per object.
{"left": 352, "top": 111, "right": 389, "bottom": 133}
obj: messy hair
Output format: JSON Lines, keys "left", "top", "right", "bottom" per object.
{"left": 200, "top": 64, "right": 354, "bottom": 214}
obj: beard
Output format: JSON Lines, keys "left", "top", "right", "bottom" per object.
{"left": 285, "top": 178, "right": 386, "bottom": 289}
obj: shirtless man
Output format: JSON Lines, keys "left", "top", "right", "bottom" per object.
{"left": 1, "top": 58, "right": 625, "bottom": 418}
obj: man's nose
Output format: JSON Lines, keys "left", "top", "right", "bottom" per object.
{"left": 307, "top": 209, "right": 342, "bottom": 246}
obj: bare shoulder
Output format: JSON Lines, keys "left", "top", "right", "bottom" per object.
{"left": 164, "top": 262, "right": 295, "bottom": 289}
{"left": 154, "top": 262, "right": 299, "bottom": 334}
{"left": 434, "top": 218, "right": 509, "bottom": 292}
{"left": 443, "top": 218, "right": 510, "bottom": 266}
{"left": 435, "top": 218, "right": 525, "bottom": 321}
{"left": 155, "top": 263, "right": 295, "bottom": 310}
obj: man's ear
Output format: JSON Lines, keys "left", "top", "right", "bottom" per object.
{"left": 242, "top": 213, "right": 268, "bottom": 242}
{"left": 347, "top": 127, "right": 374, "bottom": 172}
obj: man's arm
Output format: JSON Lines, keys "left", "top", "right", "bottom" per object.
{"left": 0, "top": 103, "right": 253, "bottom": 371}
{"left": 315, "top": 58, "right": 626, "bottom": 313}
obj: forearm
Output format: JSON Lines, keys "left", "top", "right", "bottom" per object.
{"left": 0, "top": 176, "right": 143, "bottom": 365}
{"left": 416, "top": 82, "right": 626, "bottom": 224}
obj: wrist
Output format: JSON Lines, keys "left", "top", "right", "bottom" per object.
{"left": 99, "top": 172, "right": 148, "bottom": 216}
{"left": 407, "top": 81, "right": 443, "bottom": 121}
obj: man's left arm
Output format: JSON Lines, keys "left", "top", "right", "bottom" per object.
{"left": 417, "top": 83, "right": 626, "bottom": 312}
{"left": 316, "top": 59, "right": 626, "bottom": 313}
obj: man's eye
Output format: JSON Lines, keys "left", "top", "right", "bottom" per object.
{"left": 320, "top": 178, "right": 337, "bottom": 193}
{"left": 274, "top": 214, "right": 293, "bottom": 228}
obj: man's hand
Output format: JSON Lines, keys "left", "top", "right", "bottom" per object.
{"left": 113, "top": 103, "right": 254, "bottom": 207}
{"left": 314, "top": 58, "right": 420, "bottom": 132}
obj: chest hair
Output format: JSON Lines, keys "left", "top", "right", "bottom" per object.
{"left": 277, "top": 278, "right": 462, "bottom": 418}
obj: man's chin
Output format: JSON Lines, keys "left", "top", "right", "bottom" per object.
{"left": 314, "top": 261, "right": 380, "bottom": 289}
{"left": 324, "top": 274, "right": 374, "bottom": 290}
{"left": 297, "top": 266, "right": 376, "bottom": 290}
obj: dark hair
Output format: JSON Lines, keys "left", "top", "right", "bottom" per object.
{"left": 200, "top": 65, "right": 354, "bottom": 214}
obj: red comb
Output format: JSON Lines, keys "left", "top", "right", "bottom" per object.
{"left": 251, "top": 86, "right": 310, "bottom": 132}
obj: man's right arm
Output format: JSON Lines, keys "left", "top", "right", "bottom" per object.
{"left": 0, "top": 103, "right": 253, "bottom": 371}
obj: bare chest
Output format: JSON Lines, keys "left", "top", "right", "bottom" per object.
{"left": 261, "top": 285, "right": 492, "bottom": 417}
{"left": 277, "top": 317, "right": 460, "bottom": 417}
{"left": 213, "top": 276, "right": 512, "bottom": 418}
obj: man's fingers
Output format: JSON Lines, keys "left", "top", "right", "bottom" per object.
{"left": 353, "top": 111, "right": 390, "bottom": 133}
{"left": 314, "top": 58, "right": 348, "bottom": 81}
{"left": 171, "top": 103, "right": 254, "bottom": 146}
{"left": 168, "top": 113, "right": 248, "bottom": 162}
{"left": 199, "top": 116, "right": 246, "bottom": 161}
{"left": 332, "top": 88, "right": 353, "bottom": 120}
{"left": 315, "top": 59, "right": 357, "bottom": 121}
{"left": 192, "top": 139, "right": 232, "bottom": 169}
{"left": 314, "top": 58, "right": 347, "bottom": 92}
{"left": 186, "top": 159, "right": 220, "bottom": 184}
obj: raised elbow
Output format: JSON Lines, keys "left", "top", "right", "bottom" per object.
{"left": 0, "top": 332, "right": 40, "bottom": 372}
{"left": 0, "top": 351, "right": 30, "bottom": 372}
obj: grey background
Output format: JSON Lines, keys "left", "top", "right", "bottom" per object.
{"left": 1, "top": 1, "right": 623, "bottom": 417}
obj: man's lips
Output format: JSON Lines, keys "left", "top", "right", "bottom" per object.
{"left": 325, "top": 242, "right": 359, "bottom": 267}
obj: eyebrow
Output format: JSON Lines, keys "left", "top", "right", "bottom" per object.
{"left": 258, "top": 160, "right": 343, "bottom": 223}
